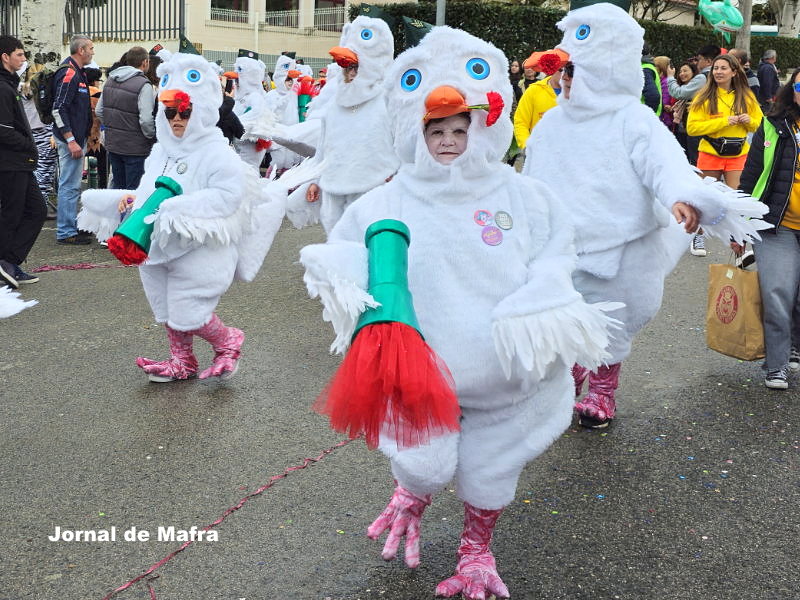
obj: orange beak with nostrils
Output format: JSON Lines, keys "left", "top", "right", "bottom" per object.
{"left": 329, "top": 46, "right": 358, "bottom": 68}
{"left": 424, "top": 86, "right": 469, "bottom": 122}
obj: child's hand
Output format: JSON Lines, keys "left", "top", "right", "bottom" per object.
{"left": 306, "top": 183, "right": 320, "bottom": 203}
{"left": 118, "top": 194, "right": 135, "bottom": 214}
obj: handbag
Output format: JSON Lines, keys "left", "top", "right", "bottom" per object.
{"left": 703, "top": 135, "right": 746, "bottom": 156}
{"left": 706, "top": 263, "right": 765, "bottom": 361}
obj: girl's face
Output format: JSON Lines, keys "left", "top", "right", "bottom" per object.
{"left": 678, "top": 64, "right": 693, "bottom": 84}
{"left": 424, "top": 114, "right": 470, "bottom": 164}
{"left": 510, "top": 61, "right": 520, "bottom": 74}
{"left": 712, "top": 59, "right": 735, "bottom": 88}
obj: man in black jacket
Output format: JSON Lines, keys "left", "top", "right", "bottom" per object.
{"left": 52, "top": 34, "right": 94, "bottom": 245}
{"left": 0, "top": 35, "right": 46, "bottom": 287}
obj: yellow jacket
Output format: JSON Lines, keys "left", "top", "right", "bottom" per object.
{"left": 687, "top": 88, "right": 762, "bottom": 157}
{"left": 513, "top": 77, "right": 558, "bottom": 148}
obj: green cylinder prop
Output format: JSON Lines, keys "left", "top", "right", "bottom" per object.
{"left": 114, "top": 176, "right": 183, "bottom": 254}
{"left": 87, "top": 156, "right": 98, "bottom": 189}
{"left": 298, "top": 94, "right": 312, "bottom": 122}
{"left": 354, "top": 219, "right": 421, "bottom": 338}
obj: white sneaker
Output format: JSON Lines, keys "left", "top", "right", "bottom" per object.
{"left": 765, "top": 367, "right": 789, "bottom": 390}
{"left": 789, "top": 348, "right": 800, "bottom": 372}
{"left": 690, "top": 234, "right": 707, "bottom": 257}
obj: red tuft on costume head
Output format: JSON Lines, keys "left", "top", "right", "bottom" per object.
{"left": 158, "top": 89, "right": 191, "bottom": 112}
{"left": 539, "top": 53, "right": 562, "bottom": 76}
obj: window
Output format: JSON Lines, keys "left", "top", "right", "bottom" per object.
{"left": 211, "top": 0, "right": 248, "bottom": 9}
{"left": 265, "top": 0, "right": 299, "bottom": 10}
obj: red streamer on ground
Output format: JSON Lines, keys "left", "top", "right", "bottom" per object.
{"left": 31, "top": 262, "right": 127, "bottom": 273}
{"left": 315, "top": 321, "right": 461, "bottom": 450}
{"left": 107, "top": 234, "right": 148, "bottom": 266}
{"left": 101, "top": 438, "right": 353, "bottom": 600}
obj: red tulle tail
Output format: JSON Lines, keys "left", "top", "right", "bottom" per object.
{"left": 314, "top": 322, "right": 461, "bottom": 450}
{"left": 107, "top": 234, "right": 148, "bottom": 266}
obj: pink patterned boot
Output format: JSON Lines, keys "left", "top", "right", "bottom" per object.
{"left": 136, "top": 325, "right": 199, "bottom": 383}
{"left": 574, "top": 362, "right": 622, "bottom": 429}
{"left": 572, "top": 364, "right": 590, "bottom": 397}
{"left": 367, "top": 485, "right": 431, "bottom": 568}
{"left": 436, "top": 503, "right": 509, "bottom": 600}
{"left": 193, "top": 313, "right": 244, "bottom": 380}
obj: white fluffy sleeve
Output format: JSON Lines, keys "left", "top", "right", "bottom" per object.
{"left": 298, "top": 209, "right": 377, "bottom": 353}
{"left": 626, "top": 105, "right": 770, "bottom": 244}
{"left": 77, "top": 189, "right": 132, "bottom": 242}
{"left": 0, "top": 286, "right": 37, "bottom": 318}
{"left": 491, "top": 182, "right": 622, "bottom": 380}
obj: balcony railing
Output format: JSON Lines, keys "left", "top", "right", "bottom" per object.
{"left": 210, "top": 7, "right": 249, "bottom": 23}
{"left": 314, "top": 6, "right": 345, "bottom": 32}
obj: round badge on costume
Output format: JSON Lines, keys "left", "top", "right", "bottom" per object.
{"left": 474, "top": 209, "right": 493, "bottom": 226}
{"left": 494, "top": 211, "right": 513, "bottom": 230}
{"left": 176, "top": 163, "right": 188, "bottom": 174}
{"left": 481, "top": 225, "right": 503, "bottom": 246}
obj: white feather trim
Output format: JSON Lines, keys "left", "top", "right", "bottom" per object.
{"left": 78, "top": 188, "right": 132, "bottom": 242}
{"left": 234, "top": 180, "right": 287, "bottom": 281}
{"left": 300, "top": 242, "right": 376, "bottom": 353}
{"left": 240, "top": 106, "right": 280, "bottom": 141}
{"left": 152, "top": 201, "right": 251, "bottom": 248}
{"left": 690, "top": 177, "right": 771, "bottom": 245}
{"left": 286, "top": 182, "right": 321, "bottom": 229}
{"left": 0, "top": 286, "right": 37, "bottom": 318}
{"left": 492, "top": 300, "right": 624, "bottom": 380}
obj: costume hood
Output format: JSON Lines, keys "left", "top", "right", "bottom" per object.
{"left": 334, "top": 15, "right": 394, "bottom": 107}
{"left": 556, "top": 3, "right": 644, "bottom": 120}
{"left": 272, "top": 55, "right": 297, "bottom": 94}
{"left": 234, "top": 55, "right": 269, "bottom": 96}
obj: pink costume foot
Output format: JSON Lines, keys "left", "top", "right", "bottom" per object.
{"left": 572, "top": 364, "right": 590, "bottom": 397}
{"left": 574, "top": 362, "right": 621, "bottom": 428}
{"left": 436, "top": 503, "right": 509, "bottom": 600}
{"left": 136, "top": 325, "right": 198, "bottom": 383}
{"left": 367, "top": 485, "right": 431, "bottom": 568}
{"left": 193, "top": 314, "right": 244, "bottom": 380}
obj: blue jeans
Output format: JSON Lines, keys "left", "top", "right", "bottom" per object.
{"left": 55, "top": 138, "right": 86, "bottom": 239}
{"left": 108, "top": 152, "right": 146, "bottom": 190}
{"left": 752, "top": 225, "right": 800, "bottom": 370}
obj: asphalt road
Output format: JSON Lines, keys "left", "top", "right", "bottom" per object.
{"left": 1, "top": 222, "right": 797, "bottom": 600}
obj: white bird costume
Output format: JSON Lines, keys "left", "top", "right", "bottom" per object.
{"left": 78, "top": 53, "right": 285, "bottom": 382}
{"left": 300, "top": 27, "right": 620, "bottom": 599}
{"left": 0, "top": 286, "right": 36, "bottom": 318}
{"left": 315, "top": 15, "right": 399, "bottom": 233}
{"left": 264, "top": 55, "right": 302, "bottom": 172}
{"left": 523, "top": 1, "right": 769, "bottom": 427}
{"left": 231, "top": 55, "right": 272, "bottom": 170}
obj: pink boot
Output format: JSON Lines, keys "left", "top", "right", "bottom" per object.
{"left": 572, "top": 364, "right": 590, "bottom": 397}
{"left": 435, "top": 503, "right": 509, "bottom": 600}
{"left": 193, "top": 314, "right": 244, "bottom": 380}
{"left": 367, "top": 485, "right": 431, "bottom": 568}
{"left": 136, "top": 325, "right": 198, "bottom": 382}
{"left": 574, "top": 362, "right": 621, "bottom": 429}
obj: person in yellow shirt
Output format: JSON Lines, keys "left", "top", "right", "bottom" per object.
{"left": 687, "top": 54, "right": 762, "bottom": 191}
{"left": 738, "top": 67, "right": 800, "bottom": 390}
{"left": 513, "top": 51, "right": 566, "bottom": 149}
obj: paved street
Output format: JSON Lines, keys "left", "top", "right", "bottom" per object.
{"left": 1, "top": 222, "right": 797, "bottom": 600}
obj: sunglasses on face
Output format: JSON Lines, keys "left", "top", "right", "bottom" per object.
{"left": 793, "top": 82, "right": 800, "bottom": 93}
{"left": 345, "top": 65, "right": 359, "bottom": 72}
{"left": 165, "top": 107, "right": 192, "bottom": 120}
{"left": 560, "top": 62, "right": 574, "bottom": 77}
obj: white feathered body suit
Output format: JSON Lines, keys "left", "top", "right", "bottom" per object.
{"left": 301, "top": 27, "right": 619, "bottom": 510}
{"left": 523, "top": 3, "right": 769, "bottom": 363}
{"left": 264, "top": 55, "right": 302, "bottom": 171}
{"left": 315, "top": 16, "right": 400, "bottom": 233}
{"left": 78, "top": 53, "right": 284, "bottom": 332}
{"left": 232, "top": 56, "right": 271, "bottom": 170}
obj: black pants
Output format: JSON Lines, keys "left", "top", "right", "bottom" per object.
{"left": 0, "top": 171, "right": 46, "bottom": 265}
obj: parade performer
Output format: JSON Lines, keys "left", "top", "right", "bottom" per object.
{"left": 523, "top": 0, "right": 770, "bottom": 428}
{"left": 300, "top": 27, "right": 620, "bottom": 599}
{"left": 78, "top": 52, "right": 285, "bottom": 382}
{"left": 230, "top": 50, "right": 272, "bottom": 170}
{"left": 264, "top": 55, "right": 302, "bottom": 174}
{"left": 305, "top": 15, "right": 399, "bottom": 234}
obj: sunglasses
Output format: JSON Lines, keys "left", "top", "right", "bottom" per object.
{"left": 560, "top": 62, "right": 574, "bottom": 77}
{"left": 344, "top": 64, "right": 359, "bottom": 72}
{"left": 794, "top": 82, "right": 800, "bottom": 93}
{"left": 164, "top": 107, "right": 192, "bottom": 120}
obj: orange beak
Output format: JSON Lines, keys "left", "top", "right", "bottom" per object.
{"left": 222, "top": 71, "right": 238, "bottom": 79}
{"left": 329, "top": 46, "right": 358, "bottom": 68}
{"left": 424, "top": 86, "right": 469, "bottom": 122}
{"left": 158, "top": 89, "right": 191, "bottom": 110}
{"left": 287, "top": 69, "right": 301, "bottom": 79}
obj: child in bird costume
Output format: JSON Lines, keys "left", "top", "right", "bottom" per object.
{"left": 78, "top": 53, "right": 285, "bottom": 382}
{"left": 300, "top": 26, "right": 620, "bottom": 599}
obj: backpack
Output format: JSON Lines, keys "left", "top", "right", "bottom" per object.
{"left": 29, "top": 64, "right": 72, "bottom": 126}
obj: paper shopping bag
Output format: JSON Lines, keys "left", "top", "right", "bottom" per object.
{"left": 706, "top": 264, "right": 765, "bottom": 361}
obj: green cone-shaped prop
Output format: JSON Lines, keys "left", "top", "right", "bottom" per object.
{"left": 114, "top": 176, "right": 183, "bottom": 253}
{"left": 353, "top": 219, "right": 421, "bottom": 338}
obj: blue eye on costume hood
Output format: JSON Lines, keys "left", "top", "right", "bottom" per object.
{"left": 401, "top": 68, "right": 421, "bottom": 91}
{"left": 361, "top": 28, "right": 373, "bottom": 40}
{"left": 466, "top": 58, "right": 490, "bottom": 80}
{"left": 160, "top": 73, "right": 169, "bottom": 87}
{"left": 186, "top": 69, "right": 201, "bottom": 83}
{"left": 576, "top": 24, "right": 591, "bottom": 40}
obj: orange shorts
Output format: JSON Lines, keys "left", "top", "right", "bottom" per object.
{"left": 696, "top": 151, "right": 748, "bottom": 172}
